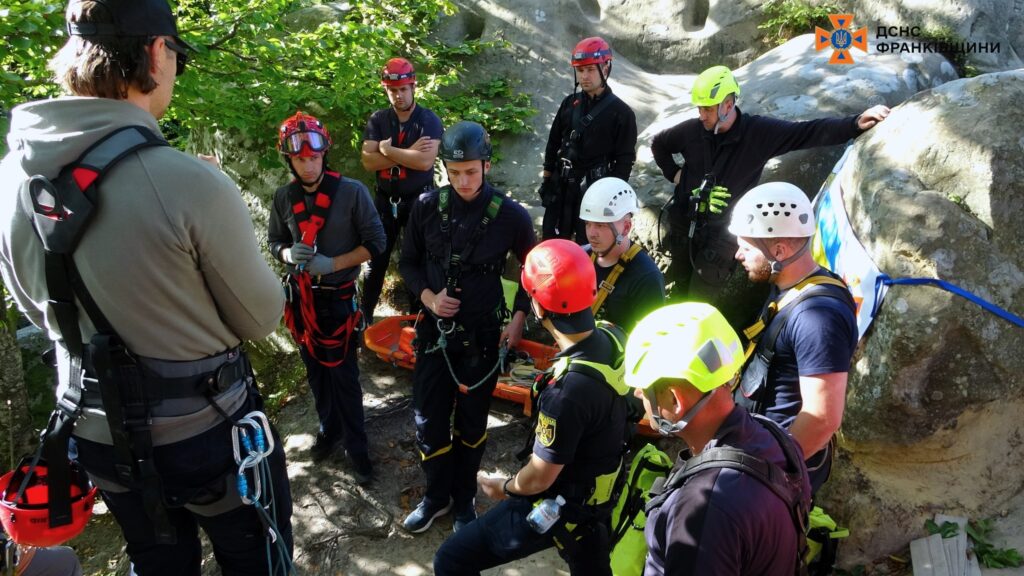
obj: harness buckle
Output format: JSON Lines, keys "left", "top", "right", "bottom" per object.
{"left": 598, "top": 280, "right": 616, "bottom": 294}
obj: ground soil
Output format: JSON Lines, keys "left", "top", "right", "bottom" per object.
{"left": 49, "top": 303, "right": 1024, "bottom": 575}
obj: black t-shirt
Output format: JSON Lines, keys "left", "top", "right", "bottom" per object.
{"left": 592, "top": 246, "right": 665, "bottom": 332}
{"left": 644, "top": 406, "right": 808, "bottom": 576}
{"left": 532, "top": 329, "right": 628, "bottom": 495}
{"left": 542, "top": 86, "right": 637, "bottom": 179}
{"left": 398, "top": 183, "right": 536, "bottom": 323}
{"left": 364, "top": 104, "right": 443, "bottom": 196}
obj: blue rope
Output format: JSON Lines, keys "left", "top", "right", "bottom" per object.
{"left": 877, "top": 274, "right": 1024, "bottom": 328}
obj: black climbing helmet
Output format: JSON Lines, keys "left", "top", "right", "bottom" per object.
{"left": 440, "top": 121, "right": 492, "bottom": 162}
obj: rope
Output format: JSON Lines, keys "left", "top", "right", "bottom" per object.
{"left": 876, "top": 275, "right": 1024, "bottom": 329}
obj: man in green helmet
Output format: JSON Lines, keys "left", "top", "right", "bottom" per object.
{"left": 651, "top": 65, "right": 889, "bottom": 306}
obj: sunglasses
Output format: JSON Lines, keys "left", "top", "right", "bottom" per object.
{"left": 162, "top": 37, "right": 189, "bottom": 77}
{"left": 282, "top": 131, "right": 330, "bottom": 155}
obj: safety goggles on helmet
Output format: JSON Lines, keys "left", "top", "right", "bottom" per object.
{"left": 281, "top": 131, "right": 330, "bottom": 156}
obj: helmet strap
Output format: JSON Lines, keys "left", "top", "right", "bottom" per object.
{"left": 647, "top": 388, "right": 714, "bottom": 436}
{"left": 756, "top": 237, "right": 811, "bottom": 280}
{"left": 713, "top": 100, "right": 730, "bottom": 135}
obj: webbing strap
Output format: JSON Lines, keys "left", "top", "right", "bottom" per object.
{"left": 591, "top": 243, "right": 643, "bottom": 315}
{"left": 437, "top": 187, "right": 504, "bottom": 318}
{"left": 742, "top": 274, "right": 851, "bottom": 357}
{"left": 18, "top": 125, "right": 169, "bottom": 534}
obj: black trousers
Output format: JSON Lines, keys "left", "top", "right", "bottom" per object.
{"left": 412, "top": 321, "right": 501, "bottom": 508}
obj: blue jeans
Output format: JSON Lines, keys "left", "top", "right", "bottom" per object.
{"left": 73, "top": 402, "right": 293, "bottom": 576}
{"left": 433, "top": 496, "right": 612, "bottom": 576}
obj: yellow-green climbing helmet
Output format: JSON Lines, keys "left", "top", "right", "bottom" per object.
{"left": 691, "top": 65, "right": 741, "bottom": 107}
{"left": 625, "top": 302, "right": 744, "bottom": 393}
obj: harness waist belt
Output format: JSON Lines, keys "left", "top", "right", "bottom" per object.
{"left": 80, "top": 347, "right": 245, "bottom": 406}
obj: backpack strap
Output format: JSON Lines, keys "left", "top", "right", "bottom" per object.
{"left": 591, "top": 243, "right": 642, "bottom": 315}
{"left": 18, "top": 125, "right": 173, "bottom": 538}
{"left": 645, "top": 416, "right": 811, "bottom": 574}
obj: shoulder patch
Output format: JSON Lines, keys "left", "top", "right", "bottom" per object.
{"left": 536, "top": 412, "right": 557, "bottom": 447}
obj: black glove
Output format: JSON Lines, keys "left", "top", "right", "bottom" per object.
{"left": 538, "top": 177, "right": 558, "bottom": 208}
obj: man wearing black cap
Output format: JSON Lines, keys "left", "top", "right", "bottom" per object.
{"left": 0, "top": 1, "right": 292, "bottom": 574}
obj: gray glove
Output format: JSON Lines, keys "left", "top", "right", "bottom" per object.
{"left": 306, "top": 253, "right": 335, "bottom": 276}
{"left": 282, "top": 243, "right": 314, "bottom": 265}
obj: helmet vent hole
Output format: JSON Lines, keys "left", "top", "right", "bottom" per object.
{"left": 773, "top": 211, "right": 779, "bottom": 216}
{"left": 767, "top": 227, "right": 774, "bottom": 233}
{"left": 784, "top": 211, "right": 791, "bottom": 217}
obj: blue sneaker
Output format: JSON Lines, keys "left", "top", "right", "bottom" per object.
{"left": 452, "top": 499, "right": 477, "bottom": 533}
{"left": 402, "top": 498, "right": 452, "bottom": 534}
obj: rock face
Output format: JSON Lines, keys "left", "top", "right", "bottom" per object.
{"left": 817, "top": 70, "right": 1024, "bottom": 564}
{"left": 627, "top": 34, "right": 956, "bottom": 323}
{"left": 846, "top": 0, "right": 1024, "bottom": 74}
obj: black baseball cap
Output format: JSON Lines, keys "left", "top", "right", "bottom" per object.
{"left": 66, "top": 0, "right": 193, "bottom": 50}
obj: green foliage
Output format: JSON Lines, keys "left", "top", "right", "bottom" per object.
{"left": 966, "top": 518, "right": 1024, "bottom": 569}
{"left": 924, "top": 519, "right": 960, "bottom": 539}
{"left": 759, "top": 0, "right": 839, "bottom": 47}
{"left": 1, "top": 284, "right": 20, "bottom": 336}
{"left": 915, "top": 26, "right": 979, "bottom": 78}
{"left": 1, "top": 0, "right": 535, "bottom": 173}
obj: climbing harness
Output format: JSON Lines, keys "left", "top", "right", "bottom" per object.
{"left": 591, "top": 243, "right": 643, "bottom": 315}
{"left": 282, "top": 175, "right": 362, "bottom": 367}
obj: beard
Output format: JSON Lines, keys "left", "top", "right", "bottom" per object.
{"left": 746, "top": 259, "right": 773, "bottom": 283}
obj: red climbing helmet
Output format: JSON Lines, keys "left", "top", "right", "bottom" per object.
{"left": 381, "top": 57, "right": 416, "bottom": 86}
{"left": 277, "top": 111, "right": 332, "bottom": 158}
{"left": 522, "top": 239, "right": 597, "bottom": 314}
{"left": 571, "top": 37, "right": 613, "bottom": 67}
{"left": 0, "top": 457, "right": 97, "bottom": 547}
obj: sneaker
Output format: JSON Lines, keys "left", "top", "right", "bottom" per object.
{"left": 309, "top": 432, "right": 342, "bottom": 463}
{"left": 452, "top": 499, "right": 477, "bottom": 533}
{"left": 349, "top": 452, "right": 374, "bottom": 485}
{"left": 402, "top": 498, "right": 453, "bottom": 534}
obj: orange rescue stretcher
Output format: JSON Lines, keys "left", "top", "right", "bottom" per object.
{"left": 364, "top": 314, "right": 659, "bottom": 436}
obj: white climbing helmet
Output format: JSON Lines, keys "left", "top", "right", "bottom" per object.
{"left": 728, "top": 182, "right": 816, "bottom": 239}
{"left": 580, "top": 177, "right": 638, "bottom": 223}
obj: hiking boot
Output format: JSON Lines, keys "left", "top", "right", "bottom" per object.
{"left": 452, "top": 499, "right": 477, "bottom": 533}
{"left": 309, "top": 432, "right": 342, "bottom": 463}
{"left": 350, "top": 452, "right": 374, "bottom": 486}
{"left": 402, "top": 498, "right": 453, "bottom": 534}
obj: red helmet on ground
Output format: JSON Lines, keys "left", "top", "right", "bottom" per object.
{"left": 571, "top": 37, "right": 613, "bottom": 67}
{"left": 522, "top": 239, "right": 597, "bottom": 314}
{"left": 277, "top": 111, "right": 332, "bottom": 158}
{"left": 381, "top": 58, "right": 416, "bottom": 86}
{"left": 0, "top": 458, "right": 97, "bottom": 547}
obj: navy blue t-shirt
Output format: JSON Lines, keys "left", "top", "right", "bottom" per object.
{"left": 364, "top": 104, "right": 443, "bottom": 196}
{"left": 532, "top": 330, "right": 628, "bottom": 497}
{"left": 758, "top": 294, "right": 858, "bottom": 429}
{"left": 644, "top": 406, "right": 809, "bottom": 576}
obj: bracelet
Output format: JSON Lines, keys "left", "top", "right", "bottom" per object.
{"left": 503, "top": 475, "right": 516, "bottom": 497}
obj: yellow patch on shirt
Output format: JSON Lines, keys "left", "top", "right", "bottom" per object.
{"left": 536, "top": 412, "right": 557, "bottom": 447}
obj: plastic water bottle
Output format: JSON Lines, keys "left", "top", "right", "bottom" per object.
{"left": 526, "top": 495, "right": 565, "bottom": 534}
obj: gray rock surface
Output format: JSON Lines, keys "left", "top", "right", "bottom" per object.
{"left": 817, "top": 70, "right": 1024, "bottom": 564}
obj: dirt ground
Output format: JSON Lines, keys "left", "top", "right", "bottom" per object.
{"left": 68, "top": 333, "right": 584, "bottom": 575}
{"left": 60, "top": 321, "right": 1024, "bottom": 576}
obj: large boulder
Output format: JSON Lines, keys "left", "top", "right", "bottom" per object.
{"left": 629, "top": 34, "right": 956, "bottom": 322}
{"left": 847, "top": 0, "right": 1024, "bottom": 74}
{"left": 817, "top": 70, "right": 1024, "bottom": 564}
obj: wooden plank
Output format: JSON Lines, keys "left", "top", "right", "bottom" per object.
{"left": 936, "top": 514, "right": 969, "bottom": 576}
{"left": 927, "top": 533, "right": 953, "bottom": 576}
{"left": 913, "top": 534, "right": 954, "bottom": 576}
